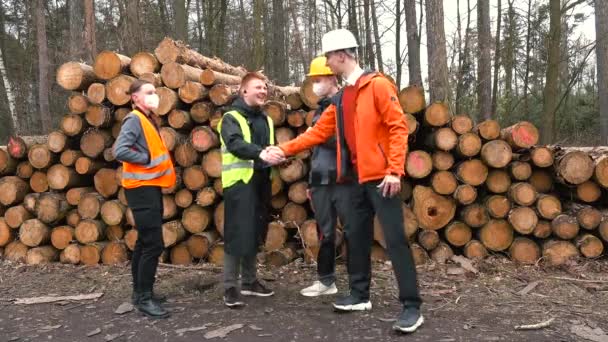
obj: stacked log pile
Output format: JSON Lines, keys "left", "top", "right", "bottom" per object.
{"left": 0, "top": 38, "right": 607, "bottom": 268}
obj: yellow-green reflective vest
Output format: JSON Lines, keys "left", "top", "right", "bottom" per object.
{"left": 218, "top": 110, "right": 275, "bottom": 188}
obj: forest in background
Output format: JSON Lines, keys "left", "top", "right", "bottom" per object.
{"left": 0, "top": 0, "right": 605, "bottom": 146}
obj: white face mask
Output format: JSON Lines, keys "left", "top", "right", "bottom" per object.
{"left": 144, "top": 94, "right": 160, "bottom": 110}
{"left": 312, "top": 81, "right": 330, "bottom": 97}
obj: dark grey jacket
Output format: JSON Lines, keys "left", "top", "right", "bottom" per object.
{"left": 113, "top": 111, "right": 151, "bottom": 165}
{"left": 309, "top": 94, "right": 341, "bottom": 186}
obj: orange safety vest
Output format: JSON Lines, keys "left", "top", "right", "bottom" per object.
{"left": 121, "top": 110, "right": 176, "bottom": 189}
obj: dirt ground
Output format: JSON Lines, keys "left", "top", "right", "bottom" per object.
{"left": 1, "top": 256, "right": 608, "bottom": 342}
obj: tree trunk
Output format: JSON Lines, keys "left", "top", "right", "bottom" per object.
{"left": 541, "top": 0, "right": 561, "bottom": 144}
{"left": 490, "top": 0, "right": 502, "bottom": 115}
{"left": 83, "top": 0, "right": 96, "bottom": 63}
{"left": 0, "top": 7, "right": 19, "bottom": 134}
{"left": 404, "top": 0, "right": 422, "bottom": 87}
{"left": 597, "top": 0, "right": 608, "bottom": 144}
{"left": 36, "top": 0, "right": 51, "bottom": 133}
{"left": 370, "top": 0, "right": 383, "bottom": 73}
{"left": 476, "top": 0, "right": 492, "bottom": 120}
{"left": 174, "top": 0, "right": 187, "bottom": 42}
{"left": 425, "top": 0, "right": 450, "bottom": 102}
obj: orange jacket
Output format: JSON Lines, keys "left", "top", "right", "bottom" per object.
{"left": 121, "top": 110, "right": 176, "bottom": 189}
{"left": 280, "top": 72, "right": 408, "bottom": 183}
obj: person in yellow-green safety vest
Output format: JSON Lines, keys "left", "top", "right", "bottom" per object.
{"left": 218, "top": 72, "right": 284, "bottom": 308}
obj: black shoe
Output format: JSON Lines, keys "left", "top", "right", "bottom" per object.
{"left": 224, "top": 287, "right": 245, "bottom": 308}
{"left": 332, "top": 295, "right": 372, "bottom": 311}
{"left": 137, "top": 292, "right": 170, "bottom": 319}
{"left": 132, "top": 291, "right": 167, "bottom": 305}
{"left": 241, "top": 280, "right": 274, "bottom": 297}
{"left": 393, "top": 306, "right": 424, "bottom": 333}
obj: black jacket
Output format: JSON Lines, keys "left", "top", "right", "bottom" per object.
{"left": 220, "top": 97, "right": 272, "bottom": 170}
{"left": 309, "top": 95, "right": 340, "bottom": 185}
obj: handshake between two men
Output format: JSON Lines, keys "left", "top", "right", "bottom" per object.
{"left": 259, "top": 146, "right": 288, "bottom": 166}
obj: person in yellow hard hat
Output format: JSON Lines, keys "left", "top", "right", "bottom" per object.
{"left": 299, "top": 56, "right": 350, "bottom": 297}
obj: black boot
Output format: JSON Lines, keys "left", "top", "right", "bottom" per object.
{"left": 132, "top": 291, "right": 167, "bottom": 305}
{"left": 137, "top": 292, "right": 170, "bottom": 319}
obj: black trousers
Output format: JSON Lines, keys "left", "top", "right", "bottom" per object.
{"left": 310, "top": 183, "right": 356, "bottom": 286}
{"left": 125, "top": 186, "right": 164, "bottom": 293}
{"left": 346, "top": 180, "right": 422, "bottom": 308}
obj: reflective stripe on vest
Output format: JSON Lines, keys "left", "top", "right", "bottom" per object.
{"left": 121, "top": 110, "right": 176, "bottom": 189}
{"left": 218, "top": 110, "right": 275, "bottom": 188}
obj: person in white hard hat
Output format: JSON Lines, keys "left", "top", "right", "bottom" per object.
{"left": 265, "top": 28, "right": 424, "bottom": 334}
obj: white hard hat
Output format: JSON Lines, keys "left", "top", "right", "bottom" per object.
{"left": 321, "top": 29, "right": 359, "bottom": 55}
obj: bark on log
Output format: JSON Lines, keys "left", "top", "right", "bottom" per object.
{"left": 508, "top": 206, "right": 538, "bottom": 235}
{"left": 200, "top": 69, "right": 242, "bottom": 86}
{"left": 542, "top": 240, "right": 579, "bottom": 266}
{"left": 406, "top": 150, "right": 433, "bottom": 179}
{"left": 160, "top": 62, "right": 203, "bottom": 89}
{"left": 130, "top": 52, "right": 160, "bottom": 77}
{"left": 551, "top": 214, "right": 580, "bottom": 240}
{"left": 412, "top": 186, "right": 456, "bottom": 230}
{"left": 56, "top": 62, "right": 97, "bottom": 91}
{"left": 36, "top": 192, "right": 70, "bottom": 224}
{"left": 105, "top": 75, "right": 136, "bottom": 106}
{"left": 456, "top": 159, "right": 488, "bottom": 186}
{"left": 444, "top": 221, "right": 472, "bottom": 247}
{"left": 486, "top": 169, "right": 512, "bottom": 194}
{"left": 50, "top": 225, "right": 75, "bottom": 250}
{"left": 424, "top": 102, "right": 451, "bottom": 127}
{"left": 75, "top": 219, "right": 106, "bottom": 244}
{"left": 509, "top": 237, "right": 540, "bottom": 264}
{"left": 479, "top": 219, "right": 514, "bottom": 252}
{"left": 432, "top": 151, "right": 455, "bottom": 171}
{"left": 94, "top": 168, "right": 119, "bottom": 198}
{"left": 154, "top": 38, "right": 247, "bottom": 76}
{"left": 481, "top": 140, "right": 512, "bottom": 168}
{"left": 26, "top": 246, "right": 59, "bottom": 265}
{"left": 576, "top": 234, "right": 604, "bottom": 259}
{"left": 86, "top": 82, "right": 106, "bottom": 104}
{"left": 451, "top": 114, "right": 474, "bottom": 134}
{"left": 93, "top": 51, "right": 131, "bottom": 80}
{"left": 28, "top": 144, "right": 58, "bottom": 169}
{"left": 181, "top": 205, "right": 211, "bottom": 234}
{"left": 453, "top": 184, "right": 477, "bottom": 205}
{"left": 0, "top": 176, "right": 29, "bottom": 206}
{"left": 501, "top": 121, "right": 539, "bottom": 150}
{"left": 47, "top": 165, "right": 90, "bottom": 190}
{"left": 60, "top": 114, "right": 87, "bottom": 137}
{"left": 186, "top": 230, "right": 219, "bottom": 259}
{"left": 139, "top": 72, "right": 163, "bottom": 87}
{"left": 508, "top": 182, "right": 538, "bottom": 206}
{"left": 20, "top": 219, "right": 51, "bottom": 247}
{"left": 464, "top": 240, "right": 489, "bottom": 260}
{"left": 29, "top": 171, "right": 48, "bottom": 193}
{"left": 178, "top": 81, "right": 209, "bottom": 104}
{"left": 162, "top": 220, "right": 187, "bottom": 247}
{"left": 536, "top": 194, "right": 562, "bottom": 220}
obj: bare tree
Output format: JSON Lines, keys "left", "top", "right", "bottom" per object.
{"left": 363, "top": 0, "right": 375, "bottom": 69}
{"left": 596, "top": 0, "right": 608, "bottom": 144}
{"left": 477, "top": 0, "right": 492, "bottom": 120}
{"left": 0, "top": 2, "right": 18, "bottom": 134}
{"left": 370, "top": 0, "right": 383, "bottom": 73}
{"left": 84, "top": 0, "right": 96, "bottom": 64}
{"left": 68, "top": 0, "right": 84, "bottom": 60}
{"left": 455, "top": 0, "right": 473, "bottom": 114}
{"left": 35, "top": 0, "right": 51, "bottom": 133}
{"left": 425, "top": 0, "right": 450, "bottom": 103}
{"left": 491, "top": 0, "right": 502, "bottom": 115}
{"left": 541, "top": 0, "right": 561, "bottom": 144}
{"left": 523, "top": 0, "right": 532, "bottom": 114}
{"left": 404, "top": 0, "right": 422, "bottom": 87}
{"left": 174, "top": 0, "right": 187, "bottom": 42}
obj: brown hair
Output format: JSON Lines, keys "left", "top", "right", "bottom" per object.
{"left": 239, "top": 71, "right": 268, "bottom": 95}
{"left": 127, "top": 79, "right": 152, "bottom": 95}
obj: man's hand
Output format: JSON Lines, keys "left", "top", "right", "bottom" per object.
{"left": 259, "top": 146, "right": 286, "bottom": 165}
{"left": 377, "top": 174, "right": 401, "bottom": 198}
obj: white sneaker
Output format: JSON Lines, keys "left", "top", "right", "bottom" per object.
{"left": 300, "top": 281, "right": 338, "bottom": 297}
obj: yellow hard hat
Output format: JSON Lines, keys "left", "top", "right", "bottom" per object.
{"left": 307, "top": 56, "right": 334, "bottom": 76}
